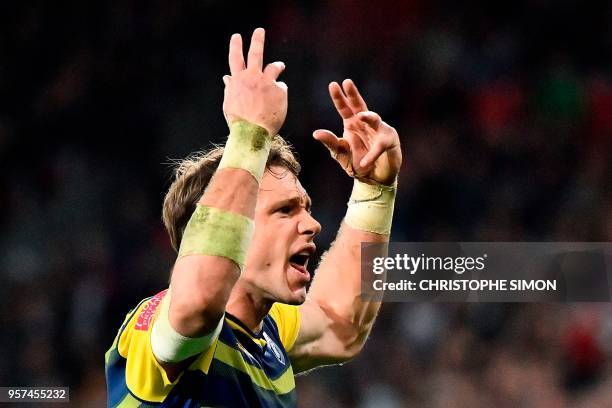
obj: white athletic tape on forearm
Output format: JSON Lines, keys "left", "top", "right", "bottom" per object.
{"left": 345, "top": 178, "right": 397, "bottom": 234}
{"left": 151, "top": 289, "right": 223, "bottom": 363}
{"left": 218, "top": 120, "right": 272, "bottom": 181}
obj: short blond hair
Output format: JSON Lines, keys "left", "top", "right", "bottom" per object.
{"left": 162, "top": 135, "right": 301, "bottom": 252}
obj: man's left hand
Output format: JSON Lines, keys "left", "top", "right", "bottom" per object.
{"left": 313, "top": 79, "right": 402, "bottom": 186}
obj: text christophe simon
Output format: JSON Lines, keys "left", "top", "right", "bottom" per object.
{"left": 370, "top": 253, "right": 558, "bottom": 293}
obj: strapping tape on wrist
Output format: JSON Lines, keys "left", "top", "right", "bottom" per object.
{"left": 218, "top": 120, "right": 271, "bottom": 181}
{"left": 345, "top": 179, "right": 397, "bottom": 235}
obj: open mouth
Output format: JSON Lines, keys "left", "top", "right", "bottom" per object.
{"left": 288, "top": 246, "right": 315, "bottom": 281}
{"left": 289, "top": 253, "right": 309, "bottom": 269}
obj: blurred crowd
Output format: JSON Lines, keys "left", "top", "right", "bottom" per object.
{"left": 0, "top": 1, "right": 611, "bottom": 406}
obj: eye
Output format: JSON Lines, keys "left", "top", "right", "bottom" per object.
{"left": 277, "top": 205, "right": 292, "bottom": 215}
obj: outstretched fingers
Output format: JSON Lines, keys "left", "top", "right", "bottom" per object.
{"left": 329, "top": 82, "right": 354, "bottom": 120}
{"left": 247, "top": 27, "right": 265, "bottom": 72}
{"left": 342, "top": 79, "right": 368, "bottom": 113}
{"left": 228, "top": 33, "right": 245, "bottom": 75}
{"left": 230, "top": 29, "right": 283, "bottom": 80}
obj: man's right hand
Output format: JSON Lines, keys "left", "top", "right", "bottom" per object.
{"left": 222, "top": 28, "right": 287, "bottom": 136}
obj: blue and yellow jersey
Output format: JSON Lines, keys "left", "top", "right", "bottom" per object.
{"left": 105, "top": 290, "right": 301, "bottom": 407}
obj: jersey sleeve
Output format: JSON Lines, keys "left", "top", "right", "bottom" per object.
{"left": 117, "top": 290, "right": 216, "bottom": 403}
{"left": 268, "top": 302, "right": 301, "bottom": 352}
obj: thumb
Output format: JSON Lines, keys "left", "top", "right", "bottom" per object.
{"left": 222, "top": 75, "right": 231, "bottom": 86}
{"left": 313, "top": 129, "right": 341, "bottom": 157}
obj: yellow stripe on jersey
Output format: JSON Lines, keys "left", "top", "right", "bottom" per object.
{"left": 117, "top": 294, "right": 217, "bottom": 402}
{"left": 268, "top": 303, "right": 301, "bottom": 352}
{"left": 107, "top": 293, "right": 301, "bottom": 406}
{"left": 116, "top": 392, "right": 140, "bottom": 408}
{"left": 106, "top": 300, "right": 148, "bottom": 366}
{"left": 226, "top": 319, "right": 268, "bottom": 348}
{"left": 214, "top": 341, "right": 295, "bottom": 395}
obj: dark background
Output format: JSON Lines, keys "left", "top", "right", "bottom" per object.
{"left": 1, "top": 0, "right": 611, "bottom": 406}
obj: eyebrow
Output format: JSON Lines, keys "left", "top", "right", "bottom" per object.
{"left": 278, "top": 194, "right": 312, "bottom": 211}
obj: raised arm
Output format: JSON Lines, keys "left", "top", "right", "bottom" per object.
{"left": 290, "top": 79, "right": 401, "bottom": 372}
{"left": 153, "top": 28, "right": 287, "bottom": 369}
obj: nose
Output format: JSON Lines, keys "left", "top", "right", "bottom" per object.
{"left": 298, "top": 211, "right": 321, "bottom": 238}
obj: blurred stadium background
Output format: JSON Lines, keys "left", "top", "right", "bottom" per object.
{"left": 1, "top": 1, "right": 611, "bottom": 406}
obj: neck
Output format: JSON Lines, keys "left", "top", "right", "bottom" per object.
{"left": 225, "top": 281, "right": 272, "bottom": 333}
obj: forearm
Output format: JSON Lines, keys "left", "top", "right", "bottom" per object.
{"left": 308, "top": 179, "right": 395, "bottom": 350}
{"left": 169, "top": 171, "right": 257, "bottom": 336}
{"left": 170, "top": 121, "right": 270, "bottom": 337}
{"left": 308, "top": 223, "right": 386, "bottom": 346}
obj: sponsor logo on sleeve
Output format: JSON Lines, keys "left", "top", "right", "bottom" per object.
{"left": 135, "top": 289, "right": 167, "bottom": 331}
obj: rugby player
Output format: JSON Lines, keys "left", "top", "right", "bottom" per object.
{"left": 105, "top": 27, "right": 401, "bottom": 407}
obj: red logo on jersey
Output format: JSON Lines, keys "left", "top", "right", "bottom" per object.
{"left": 135, "top": 289, "right": 167, "bottom": 331}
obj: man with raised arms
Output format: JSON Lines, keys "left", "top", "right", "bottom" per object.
{"left": 105, "top": 28, "right": 402, "bottom": 407}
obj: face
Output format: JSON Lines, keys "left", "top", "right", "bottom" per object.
{"left": 241, "top": 167, "right": 321, "bottom": 305}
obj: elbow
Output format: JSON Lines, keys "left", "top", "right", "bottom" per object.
{"left": 332, "top": 327, "right": 369, "bottom": 364}
{"left": 322, "top": 339, "right": 365, "bottom": 366}
{"left": 168, "top": 254, "right": 240, "bottom": 336}
{"left": 317, "top": 303, "right": 374, "bottom": 363}
{"left": 340, "top": 334, "right": 367, "bottom": 362}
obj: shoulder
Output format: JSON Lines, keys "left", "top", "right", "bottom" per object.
{"left": 266, "top": 302, "right": 301, "bottom": 352}
{"left": 118, "top": 289, "right": 169, "bottom": 355}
